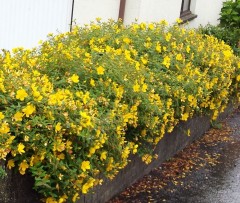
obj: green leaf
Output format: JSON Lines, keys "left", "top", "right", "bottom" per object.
{"left": 0, "top": 166, "right": 7, "bottom": 179}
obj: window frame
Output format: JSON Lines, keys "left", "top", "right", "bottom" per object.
{"left": 180, "top": 0, "right": 197, "bottom": 23}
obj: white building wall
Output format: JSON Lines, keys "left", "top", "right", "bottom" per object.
{"left": 124, "top": 0, "right": 182, "bottom": 25}
{"left": 124, "top": 0, "right": 224, "bottom": 27}
{"left": 0, "top": 0, "right": 225, "bottom": 50}
{"left": 187, "top": 0, "right": 224, "bottom": 28}
{"left": 123, "top": 0, "right": 141, "bottom": 25}
{"left": 0, "top": 0, "right": 72, "bottom": 50}
{"left": 72, "top": 0, "right": 120, "bottom": 25}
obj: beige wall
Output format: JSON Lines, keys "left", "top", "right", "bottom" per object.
{"left": 123, "top": 0, "right": 224, "bottom": 27}
{"left": 72, "top": 0, "right": 224, "bottom": 27}
{"left": 72, "top": 0, "right": 121, "bottom": 25}
{"left": 124, "top": 0, "right": 182, "bottom": 25}
{"left": 0, "top": 0, "right": 225, "bottom": 50}
{"left": 188, "top": 0, "right": 224, "bottom": 28}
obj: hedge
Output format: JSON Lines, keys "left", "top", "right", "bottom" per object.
{"left": 0, "top": 19, "right": 239, "bottom": 203}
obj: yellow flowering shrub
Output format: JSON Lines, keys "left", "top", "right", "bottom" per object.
{"left": 0, "top": 19, "right": 239, "bottom": 202}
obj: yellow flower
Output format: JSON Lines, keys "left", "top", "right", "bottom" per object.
{"left": 123, "top": 37, "right": 131, "bottom": 44}
{"left": 70, "top": 74, "right": 79, "bottom": 83}
{"left": 141, "top": 129, "right": 147, "bottom": 137}
{"left": 188, "top": 95, "right": 194, "bottom": 102}
{"left": 80, "top": 111, "right": 93, "bottom": 128}
{"left": 142, "top": 83, "right": 148, "bottom": 92}
{"left": 176, "top": 54, "right": 183, "bottom": 61}
{"left": 212, "top": 110, "right": 219, "bottom": 120}
{"left": 72, "top": 193, "right": 79, "bottom": 202}
{"left": 140, "top": 22, "right": 146, "bottom": 30}
{"left": 18, "top": 143, "right": 25, "bottom": 154}
{"left": 133, "top": 81, "right": 140, "bottom": 92}
{"left": 90, "top": 79, "right": 95, "bottom": 86}
{"left": 133, "top": 144, "right": 138, "bottom": 154}
{"left": 16, "top": 89, "right": 28, "bottom": 101}
{"left": 210, "top": 102, "right": 215, "bottom": 110}
{"left": 57, "top": 153, "right": 65, "bottom": 160}
{"left": 0, "top": 122, "right": 10, "bottom": 134}
{"left": 148, "top": 23, "right": 154, "bottom": 30}
{"left": 162, "top": 56, "right": 171, "bottom": 68}
{"left": 19, "top": 160, "right": 29, "bottom": 175}
{"left": 82, "top": 183, "right": 89, "bottom": 194}
{"left": 141, "top": 57, "right": 148, "bottom": 65}
{"left": 142, "top": 154, "right": 152, "bottom": 164}
{"left": 81, "top": 160, "right": 91, "bottom": 172}
{"left": 96, "top": 17, "right": 102, "bottom": 22}
{"left": 22, "top": 104, "right": 36, "bottom": 117}
{"left": 7, "top": 159, "right": 15, "bottom": 169}
{"left": 237, "top": 75, "right": 240, "bottom": 81}
{"left": 156, "top": 43, "right": 161, "bottom": 53}
{"left": 135, "top": 62, "right": 140, "bottom": 70}
{"left": 53, "top": 139, "right": 65, "bottom": 152}
{"left": 59, "top": 195, "right": 68, "bottom": 203}
{"left": 88, "top": 147, "right": 96, "bottom": 156}
{"left": 181, "top": 113, "right": 189, "bottom": 121}
{"left": 13, "top": 112, "right": 23, "bottom": 121}
{"left": 176, "top": 18, "right": 183, "bottom": 24}
{"left": 96, "top": 66, "right": 105, "bottom": 75}
{"left": 33, "top": 70, "right": 41, "bottom": 76}
{"left": 159, "top": 19, "right": 169, "bottom": 26}
{"left": 144, "top": 42, "right": 151, "bottom": 49}
{"left": 188, "top": 95, "right": 197, "bottom": 107}
{"left": 100, "top": 151, "right": 107, "bottom": 161}
{"left": 122, "top": 147, "right": 130, "bottom": 159}
{"left": 82, "top": 178, "right": 95, "bottom": 194}
{"left": 46, "top": 197, "right": 57, "bottom": 203}
{"left": 124, "top": 50, "right": 131, "bottom": 61}
{"left": 165, "top": 33, "right": 172, "bottom": 42}
{"left": 0, "top": 112, "right": 4, "bottom": 120}
{"left": 223, "top": 50, "right": 232, "bottom": 58}
{"left": 33, "top": 90, "right": 42, "bottom": 101}
{"left": 55, "top": 122, "right": 62, "bottom": 133}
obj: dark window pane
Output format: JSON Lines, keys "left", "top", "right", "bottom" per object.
{"left": 183, "top": 0, "right": 190, "bottom": 11}
{"left": 181, "top": 0, "right": 191, "bottom": 14}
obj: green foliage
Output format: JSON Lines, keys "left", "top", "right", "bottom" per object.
{"left": 198, "top": 25, "right": 240, "bottom": 55}
{"left": 214, "top": 0, "right": 240, "bottom": 55}
{"left": 0, "top": 166, "right": 6, "bottom": 179}
{"left": 210, "top": 120, "right": 223, "bottom": 129}
{"left": 0, "top": 19, "right": 239, "bottom": 202}
{"left": 219, "top": 0, "right": 240, "bottom": 28}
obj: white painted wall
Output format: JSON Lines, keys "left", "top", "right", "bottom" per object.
{"left": 72, "top": 0, "right": 120, "bottom": 25}
{"left": 0, "top": 0, "right": 72, "bottom": 50}
{"left": 124, "top": 0, "right": 182, "bottom": 25}
{"left": 124, "top": 0, "right": 224, "bottom": 27}
{"left": 0, "top": 0, "right": 225, "bottom": 50}
{"left": 188, "top": 0, "right": 224, "bottom": 28}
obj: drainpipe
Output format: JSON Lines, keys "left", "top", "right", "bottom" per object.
{"left": 118, "top": 0, "right": 126, "bottom": 22}
{"left": 70, "top": 0, "right": 75, "bottom": 31}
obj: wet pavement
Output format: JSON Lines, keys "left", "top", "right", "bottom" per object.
{"left": 109, "top": 107, "right": 240, "bottom": 203}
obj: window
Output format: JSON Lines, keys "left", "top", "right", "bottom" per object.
{"left": 180, "top": 0, "right": 197, "bottom": 23}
